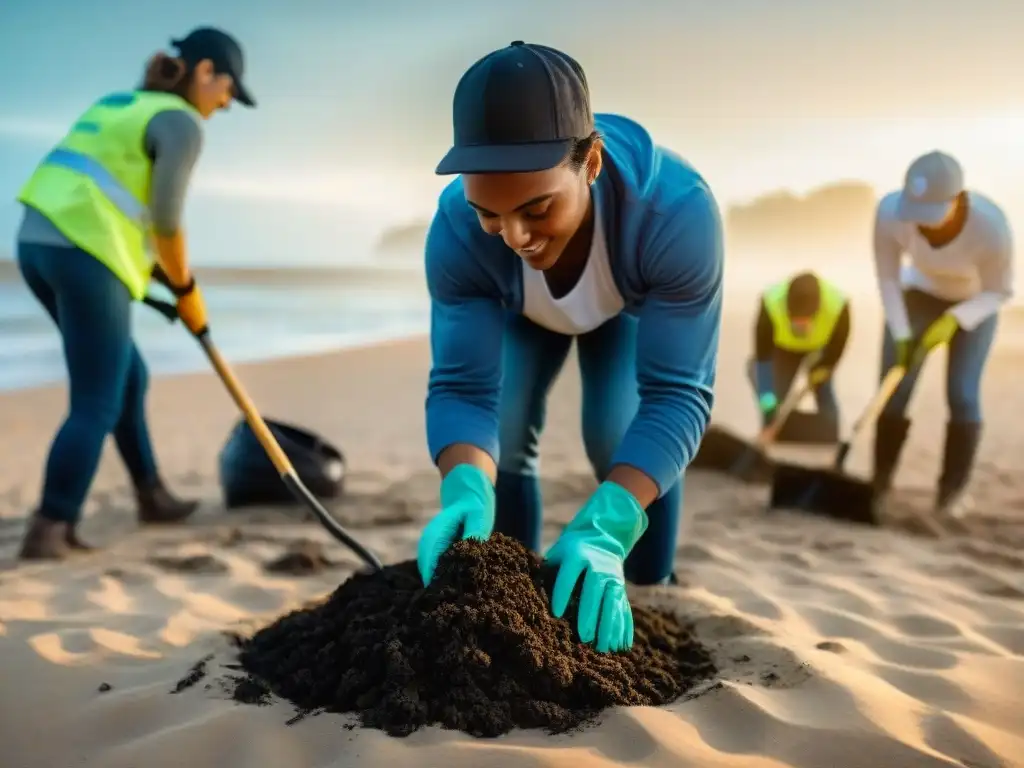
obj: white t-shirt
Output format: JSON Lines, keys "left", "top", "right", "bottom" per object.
{"left": 873, "top": 190, "right": 1014, "bottom": 338}
{"left": 521, "top": 200, "right": 625, "bottom": 335}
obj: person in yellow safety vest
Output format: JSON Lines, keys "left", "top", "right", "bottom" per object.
{"left": 13, "top": 28, "right": 256, "bottom": 560}
{"left": 748, "top": 271, "right": 851, "bottom": 426}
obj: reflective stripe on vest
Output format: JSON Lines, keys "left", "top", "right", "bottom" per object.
{"left": 764, "top": 277, "right": 846, "bottom": 353}
{"left": 41, "top": 148, "right": 149, "bottom": 228}
{"left": 16, "top": 91, "right": 196, "bottom": 301}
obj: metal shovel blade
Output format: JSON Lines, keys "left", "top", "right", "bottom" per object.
{"left": 690, "top": 425, "right": 774, "bottom": 484}
{"left": 768, "top": 461, "right": 879, "bottom": 525}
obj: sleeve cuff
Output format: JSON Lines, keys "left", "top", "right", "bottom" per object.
{"left": 949, "top": 293, "right": 1005, "bottom": 331}
{"left": 426, "top": 399, "right": 500, "bottom": 466}
{"left": 611, "top": 434, "right": 684, "bottom": 498}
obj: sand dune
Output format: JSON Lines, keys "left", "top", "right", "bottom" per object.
{"left": 1, "top": 306, "right": 1023, "bottom": 767}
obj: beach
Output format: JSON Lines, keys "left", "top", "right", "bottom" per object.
{"left": 1, "top": 297, "right": 1024, "bottom": 768}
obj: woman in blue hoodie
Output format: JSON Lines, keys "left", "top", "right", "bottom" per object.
{"left": 418, "top": 41, "right": 724, "bottom": 653}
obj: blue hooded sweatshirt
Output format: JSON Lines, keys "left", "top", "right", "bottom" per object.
{"left": 424, "top": 113, "right": 724, "bottom": 495}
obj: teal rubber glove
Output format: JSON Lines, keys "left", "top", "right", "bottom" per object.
{"left": 417, "top": 464, "right": 495, "bottom": 586}
{"left": 758, "top": 391, "right": 778, "bottom": 428}
{"left": 757, "top": 391, "right": 778, "bottom": 414}
{"left": 544, "top": 481, "right": 649, "bottom": 653}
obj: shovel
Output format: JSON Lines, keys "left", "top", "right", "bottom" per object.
{"left": 142, "top": 290, "right": 384, "bottom": 571}
{"left": 691, "top": 354, "right": 817, "bottom": 483}
{"left": 767, "top": 364, "right": 907, "bottom": 524}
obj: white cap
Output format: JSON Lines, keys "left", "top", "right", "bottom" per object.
{"left": 895, "top": 151, "right": 964, "bottom": 225}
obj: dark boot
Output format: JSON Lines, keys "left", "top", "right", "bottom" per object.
{"left": 936, "top": 421, "right": 982, "bottom": 513}
{"left": 136, "top": 479, "right": 198, "bottom": 525}
{"left": 872, "top": 415, "right": 912, "bottom": 493}
{"left": 65, "top": 525, "right": 97, "bottom": 552}
{"left": 18, "top": 513, "right": 72, "bottom": 561}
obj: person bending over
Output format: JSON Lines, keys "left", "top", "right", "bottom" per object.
{"left": 417, "top": 41, "right": 723, "bottom": 653}
{"left": 749, "top": 271, "right": 850, "bottom": 426}
{"left": 14, "top": 28, "right": 256, "bottom": 559}
{"left": 872, "top": 151, "right": 1013, "bottom": 515}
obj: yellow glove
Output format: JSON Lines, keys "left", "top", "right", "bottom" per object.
{"left": 919, "top": 313, "right": 959, "bottom": 352}
{"left": 808, "top": 366, "right": 832, "bottom": 387}
{"left": 173, "top": 277, "right": 209, "bottom": 336}
{"left": 912, "top": 314, "right": 958, "bottom": 368}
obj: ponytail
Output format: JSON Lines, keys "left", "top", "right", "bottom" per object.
{"left": 141, "top": 52, "right": 192, "bottom": 100}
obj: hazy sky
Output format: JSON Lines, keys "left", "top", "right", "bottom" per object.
{"left": 1, "top": 0, "right": 1021, "bottom": 266}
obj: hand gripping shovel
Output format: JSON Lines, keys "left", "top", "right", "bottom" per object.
{"left": 142, "top": 289, "right": 383, "bottom": 571}
{"left": 690, "top": 354, "right": 818, "bottom": 483}
{"left": 767, "top": 364, "right": 907, "bottom": 525}
{"left": 729, "top": 366, "right": 816, "bottom": 480}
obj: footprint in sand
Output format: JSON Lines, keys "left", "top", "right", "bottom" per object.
{"left": 147, "top": 554, "right": 229, "bottom": 575}
{"left": 889, "top": 613, "right": 962, "bottom": 638}
{"left": 815, "top": 640, "right": 847, "bottom": 653}
{"left": 262, "top": 541, "right": 338, "bottom": 576}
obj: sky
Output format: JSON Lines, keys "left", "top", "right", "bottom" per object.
{"left": 1, "top": 0, "right": 1022, "bottom": 266}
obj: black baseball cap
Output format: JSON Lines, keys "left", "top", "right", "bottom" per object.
{"left": 435, "top": 41, "right": 594, "bottom": 176}
{"left": 171, "top": 27, "right": 256, "bottom": 108}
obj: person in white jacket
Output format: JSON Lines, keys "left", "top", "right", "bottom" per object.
{"left": 872, "top": 151, "right": 1013, "bottom": 515}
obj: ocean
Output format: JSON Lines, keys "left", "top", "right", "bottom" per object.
{"left": 5, "top": 245, "right": 1019, "bottom": 394}
{"left": 0, "top": 258, "right": 431, "bottom": 392}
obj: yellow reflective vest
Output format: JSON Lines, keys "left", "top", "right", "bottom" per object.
{"left": 18, "top": 91, "right": 198, "bottom": 300}
{"left": 763, "top": 277, "right": 847, "bottom": 353}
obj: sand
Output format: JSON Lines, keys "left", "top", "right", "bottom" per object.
{"left": 1, "top": 296, "right": 1024, "bottom": 768}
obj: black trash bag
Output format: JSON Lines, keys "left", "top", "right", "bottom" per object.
{"left": 218, "top": 418, "right": 346, "bottom": 509}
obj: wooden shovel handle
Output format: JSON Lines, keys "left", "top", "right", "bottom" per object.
{"left": 851, "top": 365, "right": 906, "bottom": 436}
{"left": 197, "top": 334, "right": 296, "bottom": 476}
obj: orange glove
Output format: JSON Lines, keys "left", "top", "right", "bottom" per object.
{"left": 171, "top": 276, "right": 209, "bottom": 336}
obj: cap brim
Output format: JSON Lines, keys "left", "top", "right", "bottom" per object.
{"left": 895, "top": 194, "right": 950, "bottom": 225}
{"left": 234, "top": 80, "right": 256, "bottom": 108}
{"left": 435, "top": 139, "right": 572, "bottom": 175}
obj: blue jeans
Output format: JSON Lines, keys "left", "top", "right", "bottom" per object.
{"left": 494, "top": 312, "right": 683, "bottom": 585}
{"left": 17, "top": 242, "right": 158, "bottom": 523}
{"left": 881, "top": 289, "right": 998, "bottom": 422}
